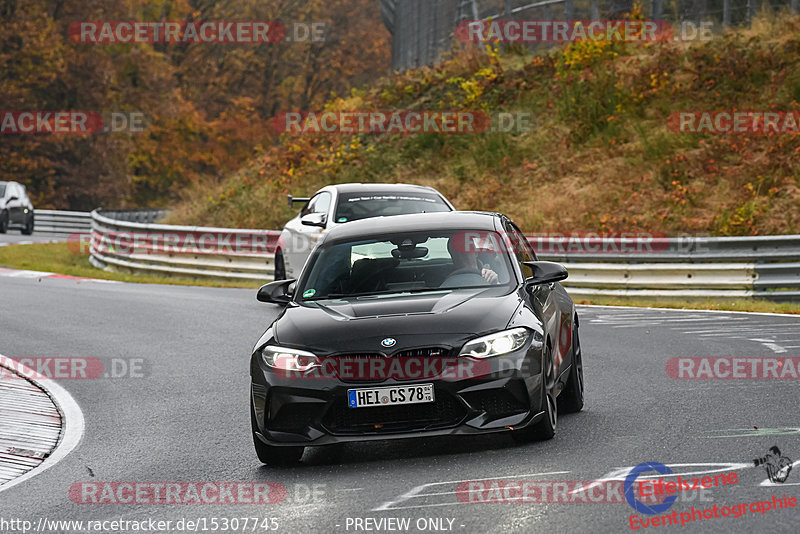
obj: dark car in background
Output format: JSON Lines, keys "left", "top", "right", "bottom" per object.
{"left": 0, "top": 181, "right": 35, "bottom": 235}
{"left": 250, "top": 211, "right": 583, "bottom": 465}
{"left": 276, "top": 183, "right": 454, "bottom": 280}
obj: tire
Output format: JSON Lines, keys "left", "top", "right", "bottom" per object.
{"left": 274, "top": 250, "right": 286, "bottom": 281}
{"left": 0, "top": 211, "right": 8, "bottom": 234}
{"left": 21, "top": 216, "right": 34, "bottom": 235}
{"left": 512, "top": 345, "right": 557, "bottom": 442}
{"left": 559, "top": 322, "right": 584, "bottom": 414}
{"left": 250, "top": 399, "right": 303, "bottom": 465}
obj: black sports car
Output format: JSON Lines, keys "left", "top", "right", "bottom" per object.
{"left": 249, "top": 211, "right": 583, "bottom": 465}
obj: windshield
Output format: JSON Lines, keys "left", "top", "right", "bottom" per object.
{"left": 333, "top": 192, "right": 450, "bottom": 223}
{"left": 297, "top": 230, "right": 515, "bottom": 300}
{"left": 0, "top": 182, "right": 6, "bottom": 197}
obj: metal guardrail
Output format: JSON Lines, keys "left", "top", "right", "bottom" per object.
{"left": 33, "top": 210, "right": 92, "bottom": 237}
{"left": 535, "top": 235, "right": 800, "bottom": 301}
{"left": 98, "top": 209, "right": 170, "bottom": 224}
{"left": 89, "top": 210, "right": 280, "bottom": 281}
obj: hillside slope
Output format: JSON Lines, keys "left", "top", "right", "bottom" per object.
{"left": 168, "top": 14, "right": 800, "bottom": 236}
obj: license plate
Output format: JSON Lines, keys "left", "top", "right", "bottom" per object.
{"left": 347, "top": 384, "right": 434, "bottom": 408}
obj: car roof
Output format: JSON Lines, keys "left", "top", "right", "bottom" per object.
{"left": 321, "top": 183, "right": 444, "bottom": 195}
{"left": 323, "top": 211, "right": 502, "bottom": 244}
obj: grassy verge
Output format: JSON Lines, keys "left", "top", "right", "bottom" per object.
{"left": 0, "top": 242, "right": 262, "bottom": 289}
{"left": 574, "top": 296, "right": 800, "bottom": 315}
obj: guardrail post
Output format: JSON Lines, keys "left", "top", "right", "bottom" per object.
{"left": 723, "top": 0, "right": 731, "bottom": 26}
{"left": 504, "top": 0, "right": 512, "bottom": 17}
{"left": 793, "top": 0, "right": 799, "bottom": 15}
{"left": 746, "top": 0, "right": 754, "bottom": 27}
{"left": 564, "top": 0, "right": 574, "bottom": 19}
{"left": 591, "top": 0, "right": 599, "bottom": 20}
{"left": 650, "top": 0, "right": 663, "bottom": 20}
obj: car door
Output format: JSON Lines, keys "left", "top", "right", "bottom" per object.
{"left": 283, "top": 191, "right": 331, "bottom": 278}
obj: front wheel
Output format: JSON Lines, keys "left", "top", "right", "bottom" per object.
{"left": 559, "top": 322, "right": 584, "bottom": 414}
{"left": 21, "top": 216, "right": 34, "bottom": 235}
{"left": 250, "top": 400, "right": 303, "bottom": 465}
{"left": 274, "top": 250, "right": 286, "bottom": 281}
{"left": 0, "top": 211, "right": 8, "bottom": 234}
{"left": 512, "top": 346, "right": 557, "bottom": 442}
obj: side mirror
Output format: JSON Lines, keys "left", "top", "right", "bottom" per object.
{"left": 257, "top": 279, "right": 296, "bottom": 305}
{"left": 523, "top": 261, "right": 568, "bottom": 290}
{"left": 300, "top": 212, "right": 326, "bottom": 228}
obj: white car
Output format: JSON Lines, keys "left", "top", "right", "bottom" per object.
{"left": 275, "top": 183, "right": 454, "bottom": 280}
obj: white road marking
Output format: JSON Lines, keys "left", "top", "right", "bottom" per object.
{"left": 373, "top": 471, "right": 570, "bottom": 511}
{"left": 578, "top": 304, "right": 800, "bottom": 318}
{"left": 748, "top": 339, "right": 788, "bottom": 354}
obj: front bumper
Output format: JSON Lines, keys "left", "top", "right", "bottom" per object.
{"left": 250, "top": 347, "right": 545, "bottom": 446}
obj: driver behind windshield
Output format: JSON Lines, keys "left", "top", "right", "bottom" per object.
{"left": 441, "top": 236, "right": 499, "bottom": 287}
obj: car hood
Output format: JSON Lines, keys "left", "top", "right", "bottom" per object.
{"left": 273, "top": 287, "right": 523, "bottom": 355}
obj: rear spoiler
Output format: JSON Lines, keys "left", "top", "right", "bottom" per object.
{"left": 287, "top": 195, "right": 311, "bottom": 208}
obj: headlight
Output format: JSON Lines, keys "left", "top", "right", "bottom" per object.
{"left": 459, "top": 328, "right": 530, "bottom": 358}
{"left": 260, "top": 345, "right": 320, "bottom": 371}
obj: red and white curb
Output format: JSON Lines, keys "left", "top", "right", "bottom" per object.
{"left": 0, "top": 355, "right": 85, "bottom": 493}
{"left": 0, "top": 267, "right": 118, "bottom": 283}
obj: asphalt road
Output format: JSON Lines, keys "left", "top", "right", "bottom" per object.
{"left": 1, "top": 275, "right": 799, "bottom": 533}
{"left": 0, "top": 232, "right": 65, "bottom": 245}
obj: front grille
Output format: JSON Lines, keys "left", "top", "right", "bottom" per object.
{"left": 322, "top": 391, "right": 467, "bottom": 434}
{"left": 327, "top": 353, "right": 384, "bottom": 362}
{"left": 269, "top": 403, "right": 321, "bottom": 432}
{"left": 462, "top": 389, "right": 528, "bottom": 418}
{"left": 325, "top": 347, "right": 454, "bottom": 359}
